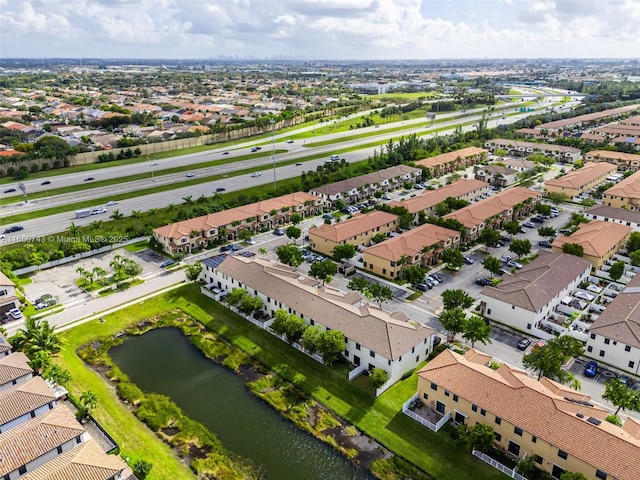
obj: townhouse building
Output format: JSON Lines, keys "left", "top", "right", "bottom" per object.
{"left": 417, "top": 348, "right": 640, "bottom": 480}
{"left": 308, "top": 211, "right": 399, "bottom": 257}
{"left": 442, "top": 187, "right": 542, "bottom": 242}
{"left": 584, "top": 150, "right": 640, "bottom": 172}
{"left": 0, "top": 272, "right": 19, "bottom": 319}
{"left": 501, "top": 158, "right": 535, "bottom": 173}
{"left": 534, "top": 104, "right": 640, "bottom": 134}
{"left": 362, "top": 224, "right": 461, "bottom": 280}
{"left": 584, "top": 205, "right": 640, "bottom": 231}
{"left": 477, "top": 252, "right": 592, "bottom": 334}
{"left": 309, "top": 165, "right": 421, "bottom": 207}
{"left": 591, "top": 124, "right": 640, "bottom": 141}
{"left": 413, "top": 147, "right": 488, "bottom": 177}
{"left": 601, "top": 169, "right": 640, "bottom": 210}
{"left": 544, "top": 162, "right": 617, "bottom": 200}
{"left": 0, "top": 376, "right": 57, "bottom": 434}
{"left": 389, "top": 179, "right": 489, "bottom": 223}
{"left": 620, "top": 116, "right": 640, "bottom": 127}
{"left": 153, "top": 192, "right": 323, "bottom": 254}
{"left": 0, "top": 352, "right": 33, "bottom": 393}
{"left": 474, "top": 165, "right": 518, "bottom": 187}
{"left": 199, "top": 254, "right": 436, "bottom": 386}
{"left": 551, "top": 220, "right": 632, "bottom": 270}
{"left": 483, "top": 139, "right": 581, "bottom": 163}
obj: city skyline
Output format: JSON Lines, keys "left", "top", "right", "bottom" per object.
{"left": 1, "top": 0, "right": 639, "bottom": 60}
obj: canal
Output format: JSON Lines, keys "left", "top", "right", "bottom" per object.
{"left": 110, "top": 327, "right": 373, "bottom": 480}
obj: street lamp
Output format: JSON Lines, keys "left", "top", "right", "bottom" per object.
{"left": 270, "top": 119, "right": 276, "bottom": 191}
{"left": 147, "top": 155, "right": 155, "bottom": 182}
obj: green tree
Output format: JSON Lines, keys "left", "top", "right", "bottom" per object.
{"left": 509, "top": 239, "right": 531, "bottom": 259}
{"left": 12, "top": 318, "right": 64, "bottom": 357}
{"left": 238, "top": 229, "right": 253, "bottom": 242}
{"left": 479, "top": 229, "right": 501, "bottom": 251}
{"left": 286, "top": 225, "right": 301, "bottom": 244}
{"left": 309, "top": 260, "right": 337, "bottom": 285}
{"left": 317, "top": 330, "right": 345, "bottom": 364}
{"left": 79, "top": 390, "right": 98, "bottom": 416}
{"left": 402, "top": 265, "right": 427, "bottom": 285}
{"left": 523, "top": 336, "right": 584, "bottom": 382}
{"left": 275, "top": 244, "right": 304, "bottom": 267}
{"left": 290, "top": 213, "right": 302, "bottom": 225}
{"left": 109, "top": 209, "right": 125, "bottom": 231}
{"left": 562, "top": 243, "right": 584, "bottom": 257}
{"left": 442, "top": 248, "right": 464, "bottom": 269}
{"left": 441, "top": 289, "right": 474, "bottom": 311}
{"left": 439, "top": 308, "right": 467, "bottom": 342}
{"left": 67, "top": 222, "right": 82, "bottom": 238}
{"left": 226, "top": 288, "right": 249, "bottom": 307}
{"left": 560, "top": 472, "right": 587, "bottom": 480}
{"left": 370, "top": 368, "right": 389, "bottom": 388}
{"left": 456, "top": 423, "right": 496, "bottom": 453}
{"left": 534, "top": 203, "right": 551, "bottom": 216}
{"left": 131, "top": 459, "right": 153, "bottom": 480}
{"left": 516, "top": 455, "right": 539, "bottom": 477}
{"left": 371, "top": 233, "right": 387, "bottom": 244}
{"left": 609, "top": 260, "right": 626, "bottom": 282}
{"left": 630, "top": 250, "right": 640, "bottom": 267}
{"left": 482, "top": 256, "right": 502, "bottom": 276}
{"left": 463, "top": 315, "right": 492, "bottom": 348}
{"left": 185, "top": 263, "right": 202, "bottom": 282}
{"left": 538, "top": 226, "right": 556, "bottom": 240}
{"left": 28, "top": 350, "right": 52, "bottom": 373}
{"left": 301, "top": 326, "right": 322, "bottom": 354}
{"left": 347, "top": 277, "right": 370, "bottom": 294}
{"left": 238, "top": 295, "right": 263, "bottom": 316}
{"left": 42, "top": 363, "right": 72, "bottom": 387}
{"left": 627, "top": 232, "right": 640, "bottom": 252}
{"left": 602, "top": 378, "right": 637, "bottom": 415}
{"left": 503, "top": 220, "right": 522, "bottom": 237}
{"left": 131, "top": 210, "right": 143, "bottom": 231}
{"left": 332, "top": 243, "right": 356, "bottom": 262}
{"left": 365, "top": 283, "right": 393, "bottom": 308}
{"left": 546, "top": 192, "right": 569, "bottom": 205}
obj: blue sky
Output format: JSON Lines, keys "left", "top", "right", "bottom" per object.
{"left": 1, "top": 0, "right": 639, "bottom": 59}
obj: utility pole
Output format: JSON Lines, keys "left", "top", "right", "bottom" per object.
{"left": 270, "top": 119, "right": 276, "bottom": 191}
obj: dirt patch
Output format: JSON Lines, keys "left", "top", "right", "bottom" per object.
{"left": 189, "top": 444, "right": 211, "bottom": 459}
{"left": 236, "top": 363, "right": 263, "bottom": 383}
{"left": 325, "top": 425, "right": 390, "bottom": 469}
{"left": 162, "top": 426, "right": 179, "bottom": 437}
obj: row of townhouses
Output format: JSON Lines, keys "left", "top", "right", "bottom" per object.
{"left": 544, "top": 162, "right": 618, "bottom": 200}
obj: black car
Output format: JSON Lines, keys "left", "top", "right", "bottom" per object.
{"left": 220, "top": 245, "right": 231, "bottom": 252}
{"left": 475, "top": 278, "right": 492, "bottom": 286}
{"left": 3, "top": 188, "right": 16, "bottom": 193}
{"left": 500, "top": 236, "right": 511, "bottom": 243}
{"left": 538, "top": 240, "right": 553, "bottom": 248}
{"left": 3, "top": 225, "right": 24, "bottom": 234}
{"left": 41, "top": 180, "right": 51, "bottom": 185}
{"left": 216, "top": 187, "right": 226, "bottom": 192}
{"left": 413, "top": 283, "right": 430, "bottom": 292}
{"left": 531, "top": 216, "right": 544, "bottom": 223}
{"left": 84, "top": 177, "right": 95, "bottom": 182}
{"left": 222, "top": 151, "right": 229, "bottom": 155}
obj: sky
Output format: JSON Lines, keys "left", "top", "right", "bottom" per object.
{"left": 1, "top": 0, "right": 639, "bottom": 60}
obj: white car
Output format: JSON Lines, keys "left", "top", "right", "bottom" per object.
{"left": 9, "top": 308, "right": 23, "bottom": 320}
{"left": 151, "top": 162, "right": 159, "bottom": 166}
{"left": 91, "top": 207, "right": 107, "bottom": 215}
{"left": 106, "top": 201, "right": 118, "bottom": 206}
{"left": 251, "top": 172, "right": 262, "bottom": 177}
{"left": 186, "top": 173, "right": 195, "bottom": 178}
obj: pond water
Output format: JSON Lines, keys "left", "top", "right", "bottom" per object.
{"left": 110, "top": 327, "right": 373, "bottom": 480}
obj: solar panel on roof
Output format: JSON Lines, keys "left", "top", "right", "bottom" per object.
{"left": 202, "top": 254, "right": 228, "bottom": 269}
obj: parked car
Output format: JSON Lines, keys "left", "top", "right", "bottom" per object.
{"left": 220, "top": 245, "right": 231, "bottom": 252}
{"left": 432, "top": 274, "right": 443, "bottom": 282}
{"left": 532, "top": 340, "right": 547, "bottom": 351}
{"left": 273, "top": 228, "right": 285, "bottom": 236}
{"left": 322, "top": 214, "right": 333, "bottom": 219}
{"left": 618, "top": 375, "right": 634, "bottom": 388}
{"left": 500, "top": 236, "right": 511, "bottom": 243}
{"left": 585, "top": 361, "right": 598, "bottom": 378}
{"left": 160, "top": 260, "right": 175, "bottom": 268}
{"left": 475, "top": 278, "right": 492, "bottom": 286}
{"left": 538, "top": 240, "right": 553, "bottom": 248}
{"left": 414, "top": 283, "right": 430, "bottom": 292}
{"left": 531, "top": 216, "right": 544, "bottom": 223}
{"left": 423, "top": 277, "right": 437, "bottom": 287}
{"left": 230, "top": 244, "right": 242, "bottom": 252}
{"left": 523, "top": 221, "right": 536, "bottom": 228}
{"left": 501, "top": 255, "right": 512, "bottom": 263}
{"left": 517, "top": 338, "right": 532, "bottom": 351}
{"left": 9, "top": 308, "right": 23, "bottom": 320}
{"left": 427, "top": 275, "right": 441, "bottom": 284}
{"left": 463, "top": 256, "right": 474, "bottom": 265}
{"left": 507, "top": 260, "right": 523, "bottom": 270}
{"left": 381, "top": 194, "right": 392, "bottom": 200}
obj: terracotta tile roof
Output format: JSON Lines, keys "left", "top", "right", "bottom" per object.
{"left": 0, "top": 352, "right": 32, "bottom": 386}
{"left": 20, "top": 439, "right": 126, "bottom": 480}
{"left": 551, "top": 220, "right": 631, "bottom": 258}
{"left": 0, "top": 376, "right": 56, "bottom": 427}
{"left": 585, "top": 205, "right": 640, "bottom": 225}
{"left": 211, "top": 255, "right": 434, "bottom": 360}
{"left": 478, "top": 252, "right": 591, "bottom": 312}
{"left": 621, "top": 116, "right": 640, "bottom": 126}
{"left": 589, "top": 273, "right": 640, "bottom": 349}
{"left": 310, "top": 165, "right": 420, "bottom": 196}
{"left": 603, "top": 170, "right": 640, "bottom": 200}
{"left": 418, "top": 349, "right": 640, "bottom": 480}
{"left": 364, "top": 224, "right": 460, "bottom": 263}
{"left": 443, "top": 187, "right": 542, "bottom": 228}
{"left": 537, "top": 104, "right": 640, "bottom": 130}
{"left": 389, "top": 179, "right": 488, "bottom": 214}
{"left": 0, "top": 334, "right": 11, "bottom": 355}
{"left": 308, "top": 211, "right": 398, "bottom": 243}
{"left": 414, "top": 147, "right": 487, "bottom": 168}
{"left": 485, "top": 138, "right": 581, "bottom": 154}
{"left": 545, "top": 162, "right": 617, "bottom": 190}
{"left": 154, "top": 192, "right": 319, "bottom": 240}
{"left": 0, "top": 404, "right": 85, "bottom": 475}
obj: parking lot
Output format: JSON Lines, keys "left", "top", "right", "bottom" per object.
{"left": 490, "top": 325, "right": 527, "bottom": 349}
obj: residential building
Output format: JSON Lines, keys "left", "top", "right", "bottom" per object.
{"left": 362, "top": 224, "right": 461, "bottom": 280}
{"left": 309, "top": 165, "right": 421, "bottom": 206}
{"left": 0, "top": 333, "right": 12, "bottom": 358}
{"left": 0, "top": 351, "right": 33, "bottom": 392}
{"left": 474, "top": 165, "right": 518, "bottom": 187}
{"left": 389, "top": 179, "right": 489, "bottom": 223}
{"left": 0, "top": 376, "right": 57, "bottom": 434}
{"left": 478, "top": 252, "right": 591, "bottom": 334}
{"left": 551, "top": 220, "right": 632, "bottom": 270}
{"left": 591, "top": 124, "right": 640, "bottom": 141}
{"left": 584, "top": 205, "right": 640, "bottom": 231}
{"left": 0, "top": 271, "right": 20, "bottom": 318}
{"left": 413, "top": 147, "right": 488, "bottom": 176}
{"left": 602, "top": 170, "right": 640, "bottom": 210}
{"left": 544, "top": 162, "right": 617, "bottom": 200}
{"left": 535, "top": 104, "right": 640, "bottom": 134}
{"left": 483, "top": 139, "right": 581, "bottom": 163}
{"left": 442, "top": 187, "right": 542, "bottom": 242}
{"left": 153, "top": 192, "right": 323, "bottom": 254}
{"left": 584, "top": 150, "right": 640, "bottom": 172}
{"left": 501, "top": 158, "right": 535, "bottom": 173}
{"left": 308, "top": 211, "right": 399, "bottom": 257}
{"left": 199, "top": 254, "right": 436, "bottom": 386}
{"left": 416, "top": 348, "right": 640, "bottom": 480}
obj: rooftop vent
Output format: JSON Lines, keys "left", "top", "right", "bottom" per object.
{"left": 587, "top": 417, "right": 601, "bottom": 426}
{"left": 576, "top": 413, "right": 584, "bottom": 418}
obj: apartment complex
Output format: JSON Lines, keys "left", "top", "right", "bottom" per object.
{"left": 474, "top": 165, "right": 518, "bottom": 187}
{"left": 308, "top": 211, "right": 399, "bottom": 257}
{"left": 551, "top": 220, "right": 632, "bottom": 270}
{"left": 584, "top": 150, "right": 640, "bottom": 172}
{"left": 477, "top": 252, "right": 591, "bottom": 333}
{"left": 153, "top": 192, "right": 323, "bottom": 254}
{"left": 544, "top": 162, "right": 617, "bottom": 199}
{"left": 442, "top": 187, "right": 542, "bottom": 241}
{"left": 362, "top": 224, "right": 461, "bottom": 280}
{"left": 584, "top": 205, "right": 640, "bottom": 231}
{"left": 417, "top": 348, "right": 640, "bottom": 480}
{"left": 309, "top": 165, "right": 421, "bottom": 206}
{"left": 602, "top": 170, "right": 640, "bottom": 210}
{"left": 535, "top": 104, "right": 640, "bottom": 133}
{"left": 198, "top": 255, "right": 436, "bottom": 386}
{"left": 483, "top": 139, "right": 581, "bottom": 163}
{"left": 413, "top": 147, "right": 488, "bottom": 176}
{"left": 586, "top": 273, "right": 640, "bottom": 376}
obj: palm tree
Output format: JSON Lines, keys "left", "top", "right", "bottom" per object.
{"left": 182, "top": 195, "right": 194, "bottom": 214}
{"left": 75, "top": 266, "right": 89, "bottom": 285}
{"left": 14, "top": 318, "right": 64, "bottom": 357}
{"left": 79, "top": 390, "right": 98, "bottom": 416}
{"left": 67, "top": 222, "right": 81, "bottom": 238}
{"left": 90, "top": 220, "right": 103, "bottom": 232}
{"left": 109, "top": 210, "right": 124, "bottom": 231}
{"left": 131, "top": 210, "right": 142, "bottom": 231}
{"left": 148, "top": 208, "right": 159, "bottom": 227}
{"left": 92, "top": 266, "right": 107, "bottom": 285}
{"left": 196, "top": 194, "right": 208, "bottom": 205}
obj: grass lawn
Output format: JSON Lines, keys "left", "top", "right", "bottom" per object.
{"left": 124, "top": 241, "right": 149, "bottom": 253}
{"left": 59, "top": 284, "right": 504, "bottom": 480}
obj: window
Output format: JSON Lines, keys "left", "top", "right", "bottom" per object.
{"left": 590, "top": 333, "right": 596, "bottom": 339}
{"left": 495, "top": 433, "right": 501, "bottom": 441}
{"left": 625, "top": 345, "right": 631, "bottom": 352}
{"left": 599, "top": 350, "right": 605, "bottom": 357}
{"left": 472, "top": 404, "right": 478, "bottom": 412}
{"left": 370, "top": 351, "right": 375, "bottom": 358}
{"left": 355, "top": 343, "right": 361, "bottom": 351}
{"left": 453, "top": 394, "right": 459, "bottom": 402}
{"left": 514, "top": 426, "right": 523, "bottom": 436}
{"left": 531, "top": 435, "right": 537, "bottom": 443}
{"left": 423, "top": 393, "right": 429, "bottom": 400}
{"left": 18, "top": 467, "right": 27, "bottom": 475}
{"left": 535, "top": 456, "right": 543, "bottom": 465}
{"left": 595, "top": 470, "right": 607, "bottom": 480}
{"left": 431, "top": 382, "right": 438, "bottom": 391}
{"left": 629, "top": 361, "right": 635, "bottom": 369}
{"left": 480, "top": 409, "right": 486, "bottom": 416}
{"left": 587, "top": 346, "right": 593, "bottom": 353}
{"left": 57, "top": 445, "right": 63, "bottom": 454}
{"left": 487, "top": 308, "right": 491, "bottom": 315}
{"left": 604, "top": 338, "right": 610, "bottom": 344}
{"left": 558, "top": 450, "right": 568, "bottom": 460}
{"left": 444, "top": 390, "right": 450, "bottom": 397}
{"left": 495, "top": 416, "right": 501, "bottom": 425}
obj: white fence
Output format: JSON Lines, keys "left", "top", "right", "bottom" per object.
{"left": 472, "top": 450, "right": 528, "bottom": 480}
{"left": 348, "top": 364, "right": 366, "bottom": 381}
{"left": 401, "top": 394, "right": 450, "bottom": 432}
{"left": 12, "top": 236, "right": 149, "bottom": 276}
